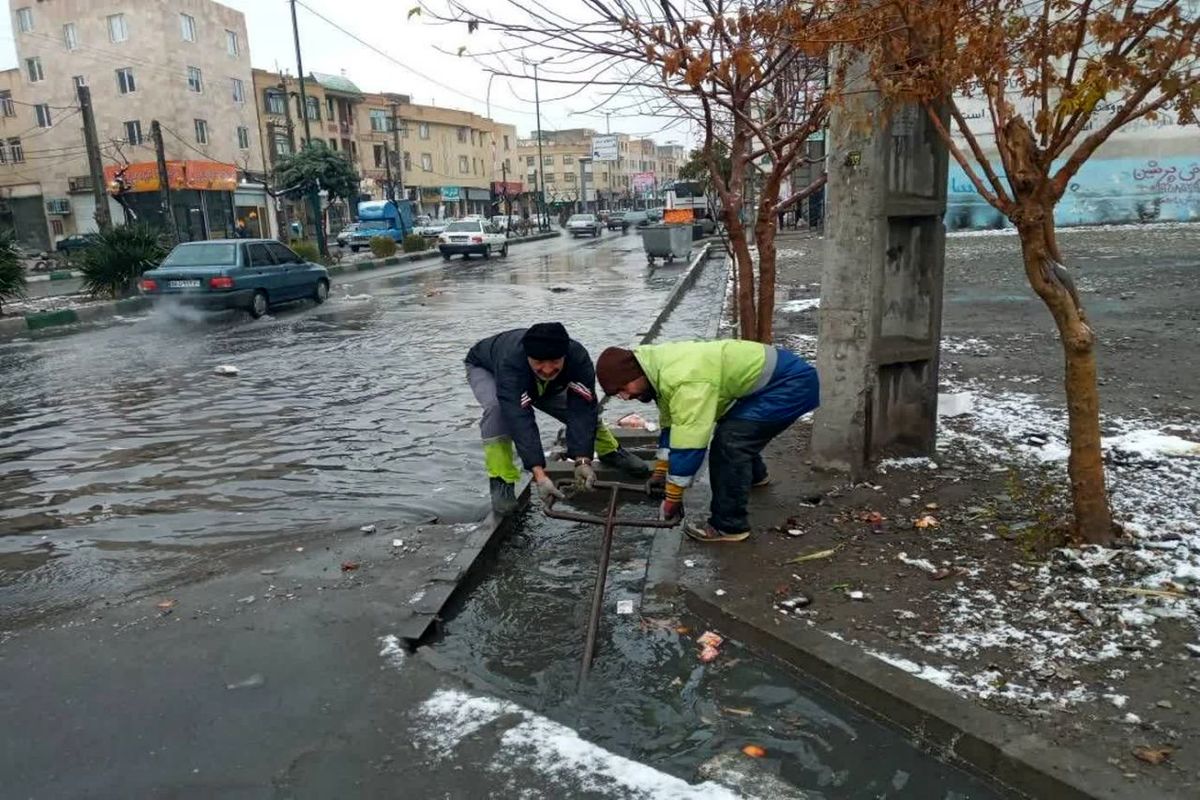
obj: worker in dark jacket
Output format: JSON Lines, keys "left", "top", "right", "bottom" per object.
{"left": 465, "top": 322, "right": 650, "bottom": 513}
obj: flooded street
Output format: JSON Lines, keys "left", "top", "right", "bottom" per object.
{"left": 1, "top": 232, "right": 1005, "bottom": 798}
{"left": 0, "top": 234, "right": 684, "bottom": 624}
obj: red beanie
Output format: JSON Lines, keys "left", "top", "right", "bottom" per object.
{"left": 596, "top": 347, "right": 644, "bottom": 395}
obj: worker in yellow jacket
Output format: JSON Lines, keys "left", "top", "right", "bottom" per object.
{"left": 596, "top": 340, "right": 819, "bottom": 543}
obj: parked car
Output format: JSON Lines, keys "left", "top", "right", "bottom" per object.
{"left": 437, "top": 220, "right": 509, "bottom": 259}
{"left": 139, "top": 239, "right": 330, "bottom": 319}
{"left": 414, "top": 217, "right": 447, "bottom": 238}
{"left": 606, "top": 211, "right": 628, "bottom": 231}
{"left": 491, "top": 215, "right": 522, "bottom": 233}
{"left": 566, "top": 214, "right": 603, "bottom": 238}
{"left": 645, "top": 207, "right": 665, "bottom": 224}
{"left": 335, "top": 223, "right": 363, "bottom": 248}
{"left": 55, "top": 233, "right": 99, "bottom": 255}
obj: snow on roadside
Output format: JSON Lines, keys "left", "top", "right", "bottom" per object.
{"left": 845, "top": 372, "right": 1200, "bottom": 713}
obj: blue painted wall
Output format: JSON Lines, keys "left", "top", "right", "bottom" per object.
{"left": 946, "top": 156, "right": 1200, "bottom": 230}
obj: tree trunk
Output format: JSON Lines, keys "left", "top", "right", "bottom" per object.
{"left": 725, "top": 214, "right": 758, "bottom": 339}
{"left": 754, "top": 195, "right": 777, "bottom": 343}
{"left": 1017, "top": 217, "right": 1113, "bottom": 543}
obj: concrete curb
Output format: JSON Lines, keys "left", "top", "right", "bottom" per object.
{"left": 681, "top": 586, "right": 1151, "bottom": 800}
{"left": 638, "top": 241, "right": 717, "bottom": 345}
{"left": 0, "top": 232, "right": 564, "bottom": 342}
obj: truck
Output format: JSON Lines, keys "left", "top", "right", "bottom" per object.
{"left": 347, "top": 199, "right": 416, "bottom": 252}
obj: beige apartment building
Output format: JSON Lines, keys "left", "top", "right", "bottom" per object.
{"left": 253, "top": 68, "right": 518, "bottom": 223}
{"left": 0, "top": 0, "right": 270, "bottom": 250}
{"left": 517, "top": 129, "right": 685, "bottom": 212}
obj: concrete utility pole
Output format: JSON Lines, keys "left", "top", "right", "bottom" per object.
{"left": 383, "top": 141, "right": 395, "bottom": 202}
{"left": 390, "top": 103, "right": 404, "bottom": 199}
{"left": 76, "top": 85, "right": 112, "bottom": 233}
{"left": 150, "top": 120, "right": 176, "bottom": 242}
{"left": 289, "top": 0, "right": 328, "bottom": 256}
{"left": 532, "top": 63, "right": 547, "bottom": 231}
{"left": 810, "top": 52, "right": 949, "bottom": 478}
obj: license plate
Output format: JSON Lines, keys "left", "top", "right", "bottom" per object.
{"left": 169, "top": 280, "right": 200, "bottom": 288}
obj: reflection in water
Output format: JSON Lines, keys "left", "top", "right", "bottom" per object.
{"left": 0, "top": 238, "right": 681, "bottom": 623}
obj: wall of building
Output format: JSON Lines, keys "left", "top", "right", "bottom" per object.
{"left": 946, "top": 93, "right": 1200, "bottom": 229}
{"left": 5, "top": 0, "right": 269, "bottom": 245}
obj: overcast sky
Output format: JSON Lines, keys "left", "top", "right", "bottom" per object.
{"left": 0, "top": 0, "right": 694, "bottom": 145}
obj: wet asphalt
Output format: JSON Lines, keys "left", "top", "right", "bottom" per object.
{"left": 0, "top": 231, "right": 1003, "bottom": 798}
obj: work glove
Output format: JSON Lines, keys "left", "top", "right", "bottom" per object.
{"left": 535, "top": 474, "right": 566, "bottom": 503}
{"left": 573, "top": 460, "right": 597, "bottom": 491}
{"left": 659, "top": 482, "right": 685, "bottom": 522}
{"left": 647, "top": 459, "right": 669, "bottom": 496}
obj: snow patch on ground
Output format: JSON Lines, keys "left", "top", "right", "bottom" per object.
{"left": 414, "top": 689, "right": 751, "bottom": 798}
{"left": 779, "top": 298, "right": 820, "bottom": 313}
{"left": 865, "top": 375, "right": 1200, "bottom": 711}
{"left": 377, "top": 634, "right": 407, "bottom": 672}
{"left": 877, "top": 457, "right": 939, "bottom": 472}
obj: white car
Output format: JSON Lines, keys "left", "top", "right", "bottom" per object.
{"left": 438, "top": 219, "right": 510, "bottom": 260}
{"left": 566, "top": 213, "right": 602, "bottom": 238}
{"left": 414, "top": 218, "right": 447, "bottom": 238}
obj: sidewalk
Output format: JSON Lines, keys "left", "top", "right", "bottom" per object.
{"left": 672, "top": 227, "right": 1200, "bottom": 800}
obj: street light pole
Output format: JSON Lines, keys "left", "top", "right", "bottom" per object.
{"left": 533, "top": 63, "right": 547, "bottom": 231}
{"left": 289, "top": 0, "right": 328, "bottom": 256}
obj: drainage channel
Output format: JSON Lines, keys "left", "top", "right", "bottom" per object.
{"left": 424, "top": 253, "right": 1005, "bottom": 798}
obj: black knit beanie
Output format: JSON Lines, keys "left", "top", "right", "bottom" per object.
{"left": 522, "top": 322, "right": 570, "bottom": 360}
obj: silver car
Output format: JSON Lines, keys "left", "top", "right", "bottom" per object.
{"left": 566, "top": 213, "right": 602, "bottom": 238}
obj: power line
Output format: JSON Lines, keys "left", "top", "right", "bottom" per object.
{"left": 292, "top": 0, "right": 528, "bottom": 117}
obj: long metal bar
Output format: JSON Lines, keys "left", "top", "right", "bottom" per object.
{"left": 578, "top": 484, "right": 620, "bottom": 686}
{"left": 543, "top": 480, "right": 677, "bottom": 528}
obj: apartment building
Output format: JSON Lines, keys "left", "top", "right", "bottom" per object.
{"left": 253, "top": 68, "right": 517, "bottom": 222}
{"left": 516, "top": 129, "right": 686, "bottom": 212}
{"left": 1, "top": 0, "right": 270, "bottom": 249}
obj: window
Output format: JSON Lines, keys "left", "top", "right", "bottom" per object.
{"left": 8, "top": 138, "right": 24, "bottom": 164}
{"left": 420, "top": 153, "right": 432, "bottom": 171}
{"left": 226, "top": 30, "right": 240, "bottom": 56}
{"left": 124, "top": 120, "right": 143, "bottom": 145}
{"left": 504, "top": 135, "right": 510, "bottom": 149}
{"left": 231, "top": 78, "right": 245, "bottom": 104}
{"left": 418, "top": 123, "right": 429, "bottom": 139}
{"left": 526, "top": 155, "right": 534, "bottom": 166}
{"left": 471, "top": 130, "right": 477, "bottom": 146}
{"left": 564, "top": 173, "right": 576, "bottom": 183}
{"left": 237, "top": 126, "right": 250, "bottom": 150}
{"left": 180, "top": 13, "right": 195, "bottom": 42}
{"left": 187, "top": 66, "right": 202, "bottom": 92}
{"left": 328, "top": 138, "right": 337, "bottom": 151}
{"left": 116, "top": 67, "right": 135, "bottom": 94}
{"left": 16, "top": 7, "right": 32, "bottom": 33}
{"left": 456, "top": 126, "right": 468, "bottom": 143}
{"left": 403, "top": 152, "right": 411, "bottom": 171}
{"left": 51, "top": 219, "right": 64, "bottom": 237}
{"left": 73, "top": 75, "right": 86, "bottom": 88}
{"left": 458, "top": 155, "right": 469, "bottom": 173}
{"left": 266, "top": 242, "right": 302, "bottom": 264}
{"left": 34, "top": 104, "right": 51, "bottom": 128}
{"left": 63, "top": 22, "right": 78, "bottom": 50}
{"left": 305, "top": 96, "right": 319, "bottom": 121}
{"left": 26, "top": 57, "right": 43, "bottom": 83}
{"left": 372, "top": 144, "right": 383, "bottom": 168}
{"left": 563, "top": 154, "right": 574, "bottom": 165}
{"left": 369, "top": 109, "right": 390, "bottom": 132}
{"left": 107, "top": 14, "right": 127, "bottom": 43}
{"left": 0, "top": 92, "right": 13, "bottom": 117}
{"left": 273, "top": 133, "right": 292, "bottom": 156}
{"left": 247, "top": 243, "right": 273, "bottom": 267}
{"left": 194, "top": 118, "right": 208, "bottom": 145}
{"left": 325, "top": 98, "right": 335, "bottom": 121}
{"left": 544, "top": 173, "right": 555, "bottom": 183}
{"left": 265, "top": 90, "right": 285, "bottom": 115}
{"left": 543, "top": 155, "right": 553, "bottom": 166}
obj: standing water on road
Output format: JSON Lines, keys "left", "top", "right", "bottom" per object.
{"left": 0, "top": 236, "right": 687, "bottom": 624}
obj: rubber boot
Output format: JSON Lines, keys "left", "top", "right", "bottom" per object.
{"left": 599, "top": 446, "right": 652, "bottom": 478}
{"left": 489, "top": 477, "right": 519, "bottom": 515}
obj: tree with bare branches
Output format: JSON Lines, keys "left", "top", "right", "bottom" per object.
{"left": 848, "top": 0, "right": 1199, "bottom": 542}
{"left": 422, "top": 0, "right": 841, "bottom": 342}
